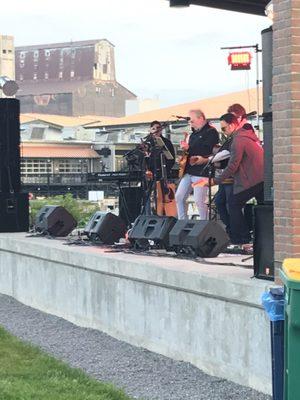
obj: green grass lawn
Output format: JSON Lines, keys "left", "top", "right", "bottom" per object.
{"left": 0, "top": 326, "right": 131, "bottom": 400}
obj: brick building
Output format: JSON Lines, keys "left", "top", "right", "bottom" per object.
{"left": 15, "top": 39, "right": 136, "bottom": 116}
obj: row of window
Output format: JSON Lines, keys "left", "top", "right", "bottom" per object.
{"left": 19, "top": 71, "right": 74, "bottom": 81}
{"left": 21, "top": 159, "right": 88, "bottom": 174}
{"left": 2, "top": 49, "right": 13, "bottom": 54}
{"left": 19, "top": 49, "right": 77, "bottom": 59}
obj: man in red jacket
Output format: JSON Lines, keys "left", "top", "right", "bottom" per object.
{"left": 206, "top": 113, "right": 264, "bottom": 245}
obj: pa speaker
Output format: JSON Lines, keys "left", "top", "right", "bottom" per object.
{"left": 0, "top": 192, "right": 29, "bottom": 232}
{"left": 254, "top": 204, "right": 274, "bottom": 280}
{"left": 35, "top": 205, "right": 77, "bottom": 237}
{"left": 0, "top": 99, "right": 21, "bottom": 193}
{"left": 119, "top": 186, "right": 143, "bottom": 226}
{"left": 84, "top": 212, "right": 126, "bottom": 244}
{"left": 128, "top": 215, "right": 177, "bottom": 249}
{"left": 169, "top": 220, "right": 229, "bottom": 258}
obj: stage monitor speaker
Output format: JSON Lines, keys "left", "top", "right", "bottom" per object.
{"left": 84, "top": 212, "right": 126, "bottom": 244}
{"left": 0, "top": 99, "right": 21, "bottom": 193}
{"left": 119, "top": 186, "right": 143, "bottom": 226}
{"left": 128, "top": 215, "right": 177, "bottom": 249}
{"left": 0, "top": 192, "right": 29, "bottom": 232}
{"left": 169, "top": 220, "right": 229, "bottom": 258}
{"left": 35, "top": 205, "right": 77, "bottom": 237}
{"left": 254, "top": 204, "right": 274, "bottom": 280}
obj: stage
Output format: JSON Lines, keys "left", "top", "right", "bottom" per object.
{"left": 0, "top": 233, "right": 273, "bottom": 394}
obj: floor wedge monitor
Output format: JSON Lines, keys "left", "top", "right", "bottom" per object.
{"left": 169, "top": 220, "right": 229, "bottom": 258}
{"left": 128, "top": 215, "right": 177, "bottom": 249}
{"left": 35, "top": 205, "right": 77, "bottom": 237}
{"left": 84, "top": 212, "right": 127, "bottom": 244}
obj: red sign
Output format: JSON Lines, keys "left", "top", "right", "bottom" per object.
{"left": 228, "top": 52, "right": 251, "bottom": 70}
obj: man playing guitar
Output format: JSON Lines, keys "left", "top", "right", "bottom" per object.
{"left": 175, "top": 109, "right": 219, "bottom": 219}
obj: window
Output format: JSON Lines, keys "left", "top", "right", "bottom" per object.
{"left": 33, "top": 73, "right": 37, "bottom": 80}
{"left": 34, "top": 50, "right": 39, "bottom": 59}
{"left": 21, "top": 159, "right": 52, "bottom": 174}
{"left": 59, "top": 71, "right": 63, "bottom": 79}
{"left": 8, "top": 49, "right": 12, "bottom": 54}
{"left": 2, "top": 50, "right": 6, "bottom": 54}
{"left": 58, "top": 159, "right": 84, "bottom": 173}
{"left": 103, "top": 64, "right": 108, "bottom": 74}
{"left": 44, "top": 72, "right": 49, "bottom": 80}
{"left": 96, "top": 87, "right": 101, "bottom": 94}
{"left": 70, "top": 70, "right": 75, "bottom": 78}
{"left": 20, "top": 51, "right": 25, "bottom": 59}
{"left": 19, "top": 74, "right": 23, "bottom": 81}
{"left": 111, "top": 88, "right": 115, "bottom": 97}
{"left": 31, "top": 127, "right": 45, "bottom": 139}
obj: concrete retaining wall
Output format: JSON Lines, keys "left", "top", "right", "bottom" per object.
{"left": 0, "top": 233, "right": 272, "bottom": 394}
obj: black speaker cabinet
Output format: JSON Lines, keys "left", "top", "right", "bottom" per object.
{"left": 262, "top": 27, "right": 273, "bottom": 114}
{"left": 254, "top": 204, "right": 274, "bottom": 280}
{"left": 128, "top": 215, "right": 177, "bottom": 249}
{"left": 0, "top": 99, "right": 21, "bottom": 193}
{"left": 35, "top": 205, "right": 77, "bottom": 237}
{"left": 0, "top": 192, "right": 29, "bottom": 232}
{"left": 169, "top": 220, "right": 229, "bottom": 258}
{"left": 119, "top": 186, "right": 143, "bottom": 226}
{"left": 84, "top": 212, "right": 126, "bottom": 244}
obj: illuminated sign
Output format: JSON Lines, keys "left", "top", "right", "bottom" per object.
{"left": 228, "top": 52, "right": 252, "bottom": 70}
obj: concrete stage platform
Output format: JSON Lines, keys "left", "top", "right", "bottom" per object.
{"left": 0, "top": 233, "right": 273, "bottom": 394}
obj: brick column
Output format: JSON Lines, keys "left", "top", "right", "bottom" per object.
{"left": 273, "top": 0, "right": 300, "bottom": 274}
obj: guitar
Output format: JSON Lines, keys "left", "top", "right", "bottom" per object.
{"left": 178, "top": 132, "right": 189, "bottom": 179}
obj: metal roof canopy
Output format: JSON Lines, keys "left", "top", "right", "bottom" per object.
{"left": 169, "top": 0, "right": 269, "bottom": 16}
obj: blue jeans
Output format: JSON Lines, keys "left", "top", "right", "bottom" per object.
{"left": 214, "top": 184, "right": 233, "bottom": 234}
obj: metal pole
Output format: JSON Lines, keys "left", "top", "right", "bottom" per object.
{"left": 255, "top": 44, "right": 260, "bottom": 130}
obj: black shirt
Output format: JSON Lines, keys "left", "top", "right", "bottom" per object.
{"left": 185, "top": 122, "right": 219, "bottom": 177}
{"left": 147, "top": 135, "right": 175, "bottom": 179}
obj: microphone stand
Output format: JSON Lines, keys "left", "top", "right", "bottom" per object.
{"left": 202, "top": 136, "right": 232, "bottom": 221}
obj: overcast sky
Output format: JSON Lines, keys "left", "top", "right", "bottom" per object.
{"left": 3, "top": 0, "right": 269, "bottom": 106}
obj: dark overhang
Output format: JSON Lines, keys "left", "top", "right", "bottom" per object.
{"left": 169, "top": 0, "right": 269, "bottom": 16}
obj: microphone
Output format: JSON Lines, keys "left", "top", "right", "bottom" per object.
{"left": 172, "top": 115, "right": 191, "bottom": 121}
{"left": 246, "top": 111, "right": 257, "bottom": 117}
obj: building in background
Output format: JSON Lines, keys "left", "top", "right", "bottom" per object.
{"left": 15, "top": 39, "right": 136, "bottom": 116}
{"left": 0, "top": 35, "right": 15, "bottom": 79}
{"left": 126, "top": 98, "right": 160, "bottom": 116}
{"left": 0, "top": 35, "right": 15, "bottom": 98}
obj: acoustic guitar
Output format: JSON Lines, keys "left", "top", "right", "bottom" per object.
{"left": 178, "top": 132, "right": 189, "bottom": 179}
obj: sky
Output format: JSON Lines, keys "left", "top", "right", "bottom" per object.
{"left": 2, "top": 0, "right": 269, "bottom": 107}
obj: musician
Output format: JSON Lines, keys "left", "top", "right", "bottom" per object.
{"left": 227, "top": 103, "right": 255, "bottom": 132}
{"left": 144, "top": 121, "right": 177, "bottom": 217}
{"left": 146, "top": 121, "right": 175, "bottom": 180}
{"left": 205, "top": 113, "right": 264, "bottom": 246}
{"left": 175, "top": 109, "right": 219, "bottom": 219}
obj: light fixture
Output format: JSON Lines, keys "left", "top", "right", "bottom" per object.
{"left": 265, "top": 1, "right": 273, "bottom": 22}
{"left": 0, "top": 76, "right": 19, "bottom": 96}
